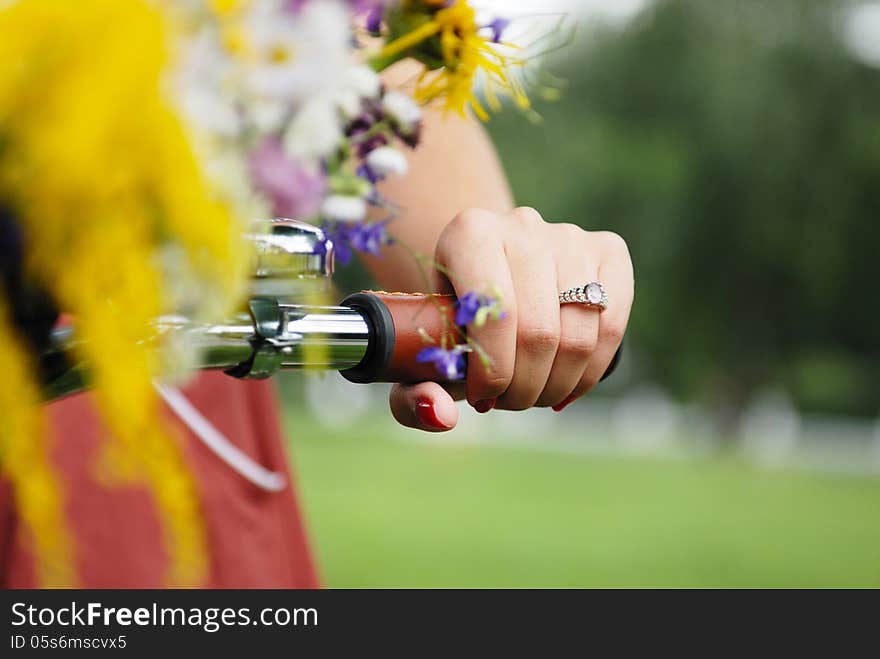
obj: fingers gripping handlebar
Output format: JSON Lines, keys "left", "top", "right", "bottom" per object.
{"left": 40, "top": 220, "right": 620, "bottom": 399}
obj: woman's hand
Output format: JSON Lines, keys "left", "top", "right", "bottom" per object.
{"left": 389, "top": 206, "right": 634, "bottom": 431}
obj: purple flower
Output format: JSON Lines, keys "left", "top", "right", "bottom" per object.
{"left": 344, "top": 106, "right": 393, "bottom": 159}
{"left": 356, "top": 162, "right": 380, "bottom": 184}
{"left": 348, "top": 219, "right": 391, "bottom": 256}
{"left": 355, "top": 132, "right": 389, "bottom": 159}
{"left": 454, "top": 291, "right": 506, "bottom": 327}
{"left": 345, "top": 111, "right": 375, "bottom": 137}
{"left": 380, "top": 92, "right": 422, "bottom": 148}
{"left": 322, "top": 221, "right": 352, "bottom": 265}
{"left": 417, "top": 346, "right": 467, "bottom": 381}
{"left": 283, "top": 0, "right": 307, "bottom": 14}
{"left": 365, "top": 5, "right": 383, "bottom": 33}
{"left": 347, "top": 0, "right": 387, "bottom": 31}
{"left": 322, "top": 219, "right": 392, "bottom": 265}
{"left": 455, "top": 291, "right": 483, "bottom": 326}
{"left": 249, "top": 138, "right": 326, "bottom": 219}
{"left": 486, "top": 17, "right": 510, "bottom": 43}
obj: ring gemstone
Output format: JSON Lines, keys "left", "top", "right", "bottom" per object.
{"left": 558, "top": 281, "right": 607, "bottom": 310}
{"left": 586, "top": 282, "right": 604, "bottom": 305}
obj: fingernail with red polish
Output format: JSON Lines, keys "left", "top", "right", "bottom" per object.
{"left": 416, "top": 397, "right": 450, "bottom": 429}
{"left": 474, "top": 398, "right": 496, "bottom": 414}
{"left": 552, "top": 394, "right": 578, "bottom": 413}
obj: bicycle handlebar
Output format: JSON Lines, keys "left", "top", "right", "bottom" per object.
{"left": 39, "top": 220, "right": 620, "bottom": 400}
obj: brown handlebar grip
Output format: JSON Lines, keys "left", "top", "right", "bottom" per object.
{"left": 339, "top": 290, "right": 460, "bottom": 384}
{"left": 339, "top": 289, "right": 623, "bottom": 385}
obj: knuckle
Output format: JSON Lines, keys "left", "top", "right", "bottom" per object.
{"left": 600, "top": 319, "right": 626, "bottom": 346}
{"left": 512, "top": 206, "right": 544, "bottom": 226}
{"left": 598, "top": 230, "right": 630, "bottom": 258}
{"left": 438, "top": 209, "right": 495, "bottom": 260}
{"left": 558, "top": 333, "right": 598, "bottom": 359}
{"left": 475, "top": 368, "right": 513, "bottom": 397}
{"left": 557, "top": 222, "right": 585, "bottom": 240}
{"left": 519, "top": 325, "right": 560, "bottom": 355}
{"left": 450, "top": 208, "right": 494, "bottom": 234}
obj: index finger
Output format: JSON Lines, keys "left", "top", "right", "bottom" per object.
{"left": 435, "top": 209, "right": 517, "bottom": 407}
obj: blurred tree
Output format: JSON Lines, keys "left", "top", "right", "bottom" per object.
{"left": 488, "top": 0, "right": 880, "bottom": 429}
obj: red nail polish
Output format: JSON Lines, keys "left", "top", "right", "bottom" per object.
{"left": 416, "top": 397, "right": 449, "bottom": 429}
{"left": 552, "top": 394, "right": 578, "bottom": 413}
{"left": 474, "top": 398, "right": 496, "bottom": 414}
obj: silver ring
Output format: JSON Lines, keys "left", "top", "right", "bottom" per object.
{"left": 559, "top": 282, "right": 608, "bottom": 311}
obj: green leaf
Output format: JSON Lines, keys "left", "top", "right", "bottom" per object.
{"left": 474, "top": 306, "right": 491, "bottom": 327}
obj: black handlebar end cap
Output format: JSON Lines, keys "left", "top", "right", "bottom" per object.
{"left": 339, "top": 292, "right": 395, "bottom": 384}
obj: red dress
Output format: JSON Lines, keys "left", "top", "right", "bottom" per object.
{"left": 0, "top": 372, "right": 319, "bottom": 588}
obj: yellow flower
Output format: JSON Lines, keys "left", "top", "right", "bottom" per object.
{"left": 208, "top": 0, "right": 249, "bottom": 17}
{"left": 0, "top": 0, "right": 248, "bottom": 586}
{"left": 0, "top": 305, "right": 74, "bottom": 587}
{"left": 379, "top": 0, "right": 530, "bottom": 120}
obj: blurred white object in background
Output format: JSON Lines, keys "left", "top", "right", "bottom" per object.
{"left": 305, "top": 372, "right": 374, "bottom": 429}
{"left": 490, "top": 406, "right": 562, "bottom": 441}
{"left": 611, "top": 384, "right": 681, "bottom": 453}
{"left": 873, "top": 416, "right": 880, "bottom": 459}
{"left": 739, "top": 388, "right": 801, "bottom": 466}
{"left": 844, "top": 2, "right": 880, "bottom": 67}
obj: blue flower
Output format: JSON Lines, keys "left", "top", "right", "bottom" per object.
{"left": 454, "top": 291, "right": 506, "bottom": 327}
{"left": 417, "top": 346, "right": 467, "bottom": 381}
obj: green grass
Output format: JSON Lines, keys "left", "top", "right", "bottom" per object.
{"left": 285, "top": 416, "right": 880, "bottom": 588}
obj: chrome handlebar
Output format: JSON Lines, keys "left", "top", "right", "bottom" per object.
{"left": 42, "top": 218, "right": 371, "bottom": 400}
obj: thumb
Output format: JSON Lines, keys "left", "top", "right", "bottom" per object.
{"left": 389, "top": 382, "right": 459, "bottom": 432}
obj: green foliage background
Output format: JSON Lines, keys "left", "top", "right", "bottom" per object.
{"left": 487, "top": 0, "right": 880, "bottom": 423}
{"left": 287, "top": 1, "right": 880, "bottom": 588}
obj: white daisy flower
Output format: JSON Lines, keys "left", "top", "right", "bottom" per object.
{"left": 366, "top": 146, "right": 409, "bottom": 178}
{"left": 320, "top": 195, "right": 368, "bottom": 222}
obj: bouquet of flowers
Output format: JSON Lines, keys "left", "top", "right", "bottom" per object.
{"left": 0, "top": 0, "right": 532, "bottom": 586}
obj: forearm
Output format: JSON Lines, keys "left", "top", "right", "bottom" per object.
{"left": 360, "top": 75, "right": 514, "bottom": 292}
